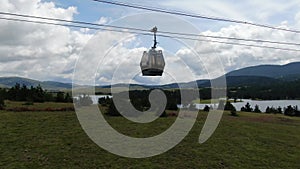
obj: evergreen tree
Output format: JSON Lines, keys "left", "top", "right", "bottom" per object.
{"left": 224, "top": 101, "right": 237, "bottom": 116}
{"left": 224, "top": 101, "right": 235, "bottom": 111}
{"left": 265, "top": 106, "right": 271, "bottom": 113}
{"left": 241, "top": 102, "right": 253, "bottom": 112}
{"left": 230, "top": 106, "right": 237, "bottom": 116}
{"left": 277, "top": 106, "right": 283, "bottom": 114}
{"left": 203, "top": 105, "right": 210, "bottom": 112}
{"left": 254, "top": 105, "right": 261, "bottom": 113}
{"left": 0, "top": 95, "right": 5, "bottom": 110}
{"left": 56, "top": 92, "right": 65, "bottom": 102}
{"left": 107, "top": 101, "right": 121, "bottom": 116}
{"left": 20, "top": 84, "right": 28, "bottom": 101}
{"left": 156, "top": 110, "right": 167, "bottom": 117}
{"left": 284, "top": 105, "right": 295, "bottom": 116}
{"left": 64, "top": 93, "right": 73, "bottom": 103}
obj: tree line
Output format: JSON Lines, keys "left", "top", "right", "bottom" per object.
{"left": 238, "top": 102, "right": 300, "bottom": 117}
{"left": 0, "top": 83, "right": 73, "bottom": 104}
{"left": 98, "top": 89, "right": 300, "bottom": 118}
{"left": 98, "top": 89, "right": 183, "bottom": 117}
{"left": 212, "top": 101, "right": 300, "bottom": 117}
{"left": 227, "top": 79, "right": 300, "bottom": 100}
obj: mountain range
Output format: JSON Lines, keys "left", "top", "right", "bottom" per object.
{"left": 227, "top": 62, "right": 300, "bottom": 80}
{"left": 1, "top": 62, "right": 300, "bottom": 90}
{"left": 0, "top": 77, "right": 73, "bottom": 90}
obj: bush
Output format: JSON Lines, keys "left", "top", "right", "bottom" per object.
{"left": 266, "top": 106, "right": 282, "bottom": 114}
{"left": 203, "top": 105, "right": 210, "bottom": 112}
{"left": 277, "top": 106, "right": 283, "bottom": 114}
{"left": 224, "top": 101, "right": 237, "bottom": 116}
{"left": 106, "top": 100, "right": 122, "bottom": 116}
{"left": 224, "top": 101, "right": 235, "bottom": 111}
{"left": 253, "top": 105, "right": 261, "bottom": 113}
{"left": 0, "top": 96, "right": 5, "bottom": 110}
{"left": 241, "top": 102, "right": 253, "bottom": 112}
{"left": 230, "top": 108, "right": 237, "bottom": 116}
{"left": 98, "top": 96, "right": 112, "bottom": 106}
{"left": 22, "top": 102, "right": 34, "bottom": 106}
{"left": 284, "top": 105, "right": 299, "bottom": 116}
{"left": 166, "top": 102, "right": 179, "bottom": 111}
{"left": 157, "top": 110, "right": 167, "bottom": 117}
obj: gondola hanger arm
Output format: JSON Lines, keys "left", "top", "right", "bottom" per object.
{"left": 151, "top": 26, "right": 158, "bottom": 49}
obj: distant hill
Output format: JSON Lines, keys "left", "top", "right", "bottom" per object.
{"left": 1, "top": 62, "right": 300, "bottom": 90}
{"left": 0, "top": 77, "right": 40, "bottom": 88}
{"left": 161, "top": 62, "right": 300, "bottom": 88}
{"left": 0, "top": 77, "right": 72, "bottom": 90}
{"left": 226, "top": 62, "right": 300, "bottom": 80}
{"left": 224, "top": 76, "right": 279, "bottom": 87}
{"left": 41, "top": 81, "right": 73, "bottom": 90}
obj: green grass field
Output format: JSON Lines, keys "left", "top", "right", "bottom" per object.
{"left": 4, "top": 100, "right": 74, "bottom": 110}
{"left": 0, "top": 102, "right": 300, "bottom": 168}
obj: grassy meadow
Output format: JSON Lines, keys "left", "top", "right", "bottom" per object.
{"left": 0, "top": 101, "right": 300, "bottom": 168}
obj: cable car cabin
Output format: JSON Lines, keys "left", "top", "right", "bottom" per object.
{"left": 140, "top": 49, "right": 165, "bottom": 76}
{"left": 140, "top": 26, "right": 165, "bottom": 76}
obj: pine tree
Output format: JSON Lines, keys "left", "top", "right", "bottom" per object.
{"left": 241, "top": 102, "right": 253, "bottom": 112}
{"left": 265, "top": 106, "right": 270, "bottom": 113}
{"left": 224, "top": 101, "right": 237, "bottom": 116}
{"left": 0, "top": 96, "right": 5, "bottom": 110}
{"left": 254, "top": 105, "right": 261, "bottom": 113}
{"left": 56, "top": 92, "right": 65, "bottom": 102}
{"left": 203, "top": 105, "right": 210, "bottom": 112}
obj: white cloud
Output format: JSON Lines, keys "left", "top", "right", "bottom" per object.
{"left": 96, "top": 17, "right": 111, "bottom": 25}
{"left": 194, "top": 23, "right": 300, "bottom": 74}
{"left": 159, "top": 0, "right": 248, "bottom": 21}
{"left": 159, "top": 0, "right": 300, "bottom": 24}
{"left": 0, "top": 0, "right": 92, "bottom": 81}
{"left": 295, "top": 12, "right": 300, "bottom": 28}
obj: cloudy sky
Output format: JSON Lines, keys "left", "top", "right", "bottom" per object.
{"left": 0, "top": 0, "right": 300, "bottom": 85}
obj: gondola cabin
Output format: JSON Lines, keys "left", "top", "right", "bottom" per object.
{"left": 140, "top": 27, "right": 165, "bottom": 76}
{"left": 140, "top": 49, "right": 165, "bottom": 76}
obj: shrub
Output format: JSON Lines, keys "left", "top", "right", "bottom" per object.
{"left": 98, "top": 96, "right": 112, "bottom": 106}
{"left": 241, "top": 102, "right": 253, "bottom": 112}
{"left": 22, "top": 102, "right": 34, "bottom": 106}
{"left": 224, "top": 101, "right": 235, "bottom": 111}
{"left": 253, "top": 105, "right": 261, "bottom": 113}
{"left": 0, "top": 96, "right": 5, "bottom": 110}
{"left": 168, "top": 112, "right": 177, "bottom": 117}
{"left": 265, "top": 106, "right": 281, "bottom": 114}
{"left": 203, "top": 105, "right": 210, "bottom": 112}
{"left": 230, "top": 108, "right": 237, "bottom": 116}
{"left": 284, "top": 105, "right": 297, "bottom": 116}
{"left": 106, "top": 101, "right": 121, "bottom": 116}
{"left": 224, "top": 101, "right": 237, "bottom": 116}
{"left": 157, "top": 111, "right": 167, "bottom": 117}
